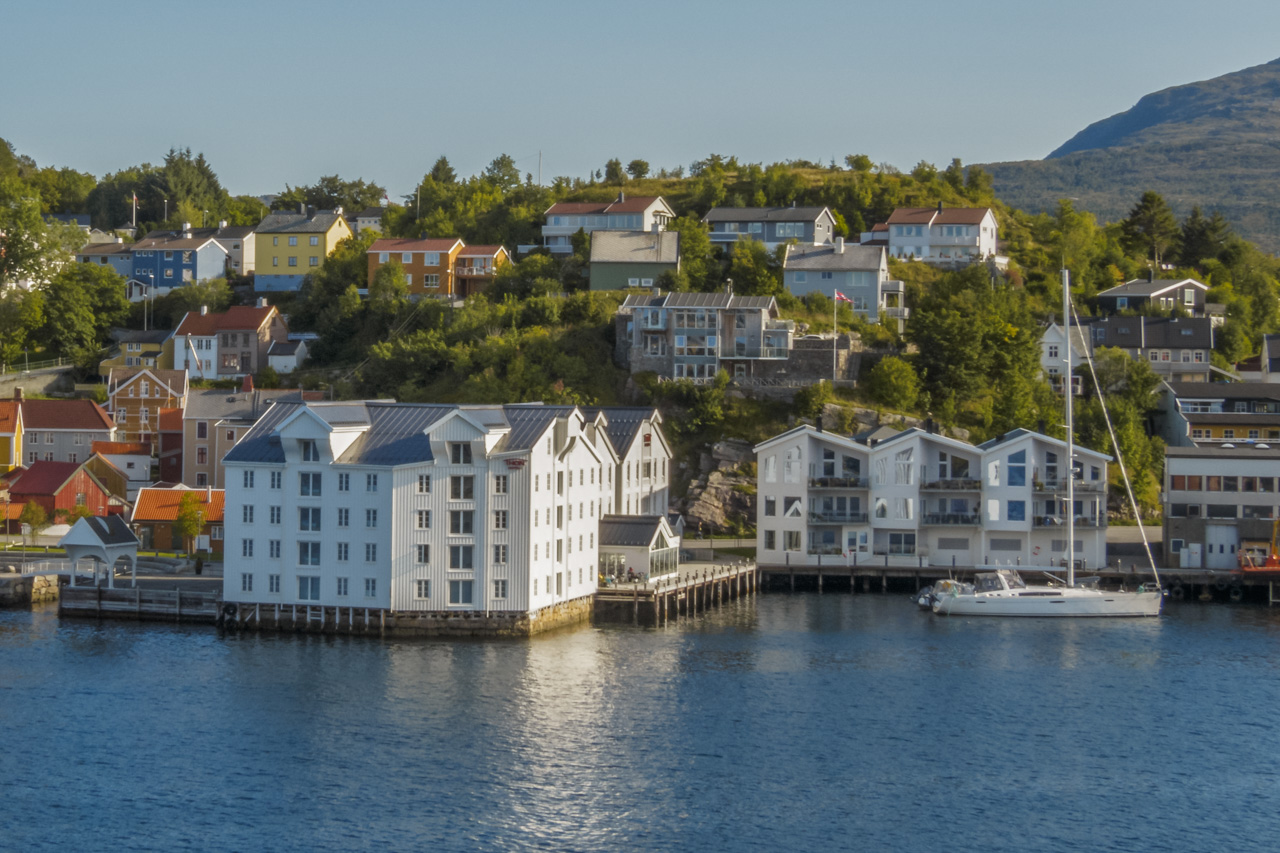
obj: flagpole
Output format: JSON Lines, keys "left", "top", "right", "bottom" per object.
{"left": 832, "top": 291, "right": 837, "bottom": 383}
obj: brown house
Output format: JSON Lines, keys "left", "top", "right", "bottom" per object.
{"left": 367, "top": 238, "right": 464, "bottom": 298}
{"left": 106, "top": 367, "right": 188, "bottom": 447}
{"left": 131, "top": 485, "right": 224, "bottom": 554}
{"left": 454, "top": 245, "right": 511, "bottom": 298}
{"left": 162, "top": 302, "right": 289, "bottom": 380}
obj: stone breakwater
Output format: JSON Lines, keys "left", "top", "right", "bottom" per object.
{"left": 0, "top": 573, "right": 60, "bottom": 606}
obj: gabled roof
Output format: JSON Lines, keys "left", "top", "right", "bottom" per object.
{"left": 0, "top": 400, "right": 19, "bottom": 434}
{"left": 368, "top": 238, "right": 463, "bottom": 255}
{"left": 865, "top": 426, "right": 980, "bottom": 455}
{"left": 1082, "top": 315, "right": 1214, "bottom": 350}
{"left": 131, "top": 486, "right": 224, "bottom": 523}
{"left": 754, "top": 424, "right": 869, "bottom": 455}
{"left": 599, "top": 514, "right": 671, "bottom": 548}
{"left": 702, "top": 206, "right": 832, "bottom": 223}
{"left": 886, "top": 206, "right": 993, "bottom": 226}
{"left": 619, "top": 291, "right": 777, "bottom": 312}
{"left": 545, "top": 195, "right": 670, "bottom": 216}
{"left": 1099, "top": 278, "right": 1208, "bottom": 299}
{"left": 457, "top": 245, "right": 507, "bottom": 258}
{"left": 578, "top": 407, "right": 662, "bottom": 457}
{"left": 1167, "top": 381, "right": 1280, "bottom": 401}
{"left": 355, "top": 207, "right": 385, "bottom": 220}
{"left": 77, "top": 242, "right": 133, "bottom": 257}
{"left": 183, "top": 388, "right": 312, "bottom": 423}
{"left": 267, "top": 340, "right": 304, "bottom": 356}
{"left": 18, "top": 398, "right": 114, "bottom": 432}
{"left": 131, "top": 230, "right": 227, "bottom": 252}
{"left": 977, "top": 427, "right": 1111, "bottom": 461}
{"left": 77, "top": 514, "right": 139, "bottom": 546}
{"left": 173, "top": 305, "right": 277, "bottom": 337}
{"left": 158, "top": 407, "right": 184, "bottom": 433}
{"left": 590, "top": 230, "right": 679, "bottom": 265}
{"left": 107, "top": 367, "right": 188, "bottom": 396}
{"left": 6, "top": 461, "right": 100, "bottom": 497}
{"left": 784, "top": 243, "right": 885, "bottom": 271}
{"left": 256, "top": 211, "right": 348, "bottom": 234}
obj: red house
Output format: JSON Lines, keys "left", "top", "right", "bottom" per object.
{"left": 5, "top": 460, "right": 113, "bottom": 520}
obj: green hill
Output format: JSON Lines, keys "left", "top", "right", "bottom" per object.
{"left": 978, "top": 58, "right": 1280, "bottom": 252}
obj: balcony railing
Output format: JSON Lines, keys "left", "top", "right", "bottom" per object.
{"left": 920, "top": 478, "right": 981, "bottom": 491}
{"left": 455, "top": 264, "right": 495, "bottom": 277}
{"left": 808, "top": 476, "right": 869, "bottom": 489}
{"left": 721, "top": 346, "right": 789, "bottom": 359}
{"left": 807, "top": 545, "right": 844, "bottom": 556}
{"left": 921, "top": 513, "right": 981, "bottom": 526}
{"left": 882, "top": 306, "right": 911, "bottom": 319}
{"left": 808, "top": 511, "right": 869, "bottom": 524}
{"left": 764, "top": 319, "right": 795, "bottom": 331}
{"left": 1034, "top": 515, "right": 1105, "bottom": 528}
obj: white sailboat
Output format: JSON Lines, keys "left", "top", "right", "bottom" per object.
{"left": 931, "top": 269, "right": 1164, "bottom": 617}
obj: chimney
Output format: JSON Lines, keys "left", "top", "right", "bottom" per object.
{"left": 616, "top": 191, "right": 625, "bottom": 203}
{"left": 1038, "top": 418, "right": 1047, "bottom": 435}
{"left": 14, "top": 387, "right": 22, "bottom": 402}
{"left": 116, "top": 236, "right": 123, "bottom": 244}
{"left": 936, "top": 201, "right": 943, "bottom": 215}
{"left": 925, "top": 417, "right": 934, "bottom": 434}
{"left": 218, "top": 219, "right": 228, "bottom": 229}
{"left": 199, "top": 305, "right": 208, "bottom": 315}
{"left": 300, "top": 202, "right": 307, "bottom": 216}
{"left": 335, "top": 206, "right": 343, "bottom": 216}
{"left": 256, "top": 297, "right": 268, "bottom": 308}
{"left": 835, "top": 236, "right": 845, "bottom": 254}
{"left": 1147, "top": 267, "right": 1155, "bottom": 283}
{"left": 241, "top": 375, "right": 254, "bottom": 393}
{"left": 206, "top": 485, "right": 211, "bottom": 501}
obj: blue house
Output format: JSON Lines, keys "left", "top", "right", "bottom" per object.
{"left": 702, "top": 206, "right": 837, "bottom": 253}
{"left": 127, "top": 226, "right": 230, "bottom": 302}
{"left": 77, "top": 241, "right": 134, "bottom": 281}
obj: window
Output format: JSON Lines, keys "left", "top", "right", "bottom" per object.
{"left": 1007, "top": 450, "right": 1026, "bottom": 487}
{"left": 364, "top": 543, "right": 377, "bottom": 562}
{"left": 362, "top": 508, "right": 377, "bottom": 528}
{"left": 288, "top": 236, "right": 298, "bottom": 246}
{"left": 494, "top": 475, "right": 508, "bottom": 494}
{"left": 493, "top": 544, "right": 509, "bottom": 564}
{"left": 337, "top": 507, "right": 349, "bottom": 527}
{"left": 417, "top": 510, "right": 430, "bottom": 529}
{"left": 764, "top": 530, "right": 776, "bottom": 550}
{"left": 449, "top": 580, "right": 474, "bottom": 605}
{"left": 423, "top": 274, "right": 439, "bottom": 287}
{"left": 298, "top": 576, "right": 320, "bottom": 601}
{"left": 418, "top": 474, "right": 431, "bottom": 493}
{"left": 164, "top": 269, "right": 173, "bottom": 278}
{"left": 196, "top": 447, "right": 208, "bottom": 465}
{"left": 366, "top": 474, "right": 378, "bottom": 492}
{"left": 337, "top": 577, "right": 349, "bottom": 596}
{"left": 241, "top": 573, "right": 253, "bottom": 592}
{"left": 196, "top": 473, "right": 208, "bottom": 486}
{"left": 493, "top": 579, "right": 508, "bottom": 599}
{"left": 450, "top": 475, "right": 475, "bottom": 500}
{"left": 337, "top": 542, "right": 349, "bottom": 561}
{"left": 301, "top": 440, "right": 319, "bottom": 462}
{"left": 450, "top": 442, "right": 473, "bottom": 464}
{"left": 310, "top": 236, "right": 320, "bottom": 247}
{"left": 364, "top": 578, "right": 377, "bottom": 597}
{"left": 416, "top": 579, "right": 430, "bottom": 598}
{"left": 308, "top": 256, "right": 318, "bottom": 267}
{"left": 1007, "top": 501, "right": 1026, "bottom": 522}
{"left": 241, "top": 539, "right": 254, "bottom": 558}
{"left": 270, "top": 471, "right": 281, "bottom": 489}
{"left": 299, "top": 507, "right": 321, "bottom": 531}
{"left": 269, "top": 505, "right": 281, "bottom": 524}
{"left": 338, "top": 473, "right": 350, "bottom": 492}
{"left": 298, "top": 541, "right": 320, "bottom": 566}
{"left": 784, "top": 531, "right": 802, "bottom": 551}
{"left": 269, "top": 540, "right": 281, "bottom": 558}
{"left": 242, "top": 505, "right": 254, "bottom": 524}
{"left": 494, "top": 510, "right": 508, "bottom": 530}
{"left": 210, "top": 525, "right": 222, "bottom": 540}
{"left": 300, "top": 472, "right": 321, "bottom": 497}
{"left": 288, "top": 257, "right": 297, "bottom": 267}
{"left": 243, "top": 470, "right": 255, "bottom": 488}
{"left": 269, "top": 574, "right": 280, "bottom": 593}
{"left": 449, "top": 545, "right": 474, "bottom": 569}
{"left": 416, "top": 544, "right": 430, "bottom": 564}
{"left": 450, "top": 510, "right": 474, "bottom": 534}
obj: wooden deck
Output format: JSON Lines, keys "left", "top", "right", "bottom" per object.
{"left": 59, "top": 586, "right": 222, "bottom": 623}
{"left": 595, "top": 562, "right": 759, "bottom": 624}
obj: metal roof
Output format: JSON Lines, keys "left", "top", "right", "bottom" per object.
{"left": 589, "top": 230, "right": 679, "bottom": 264}
{"left": 599, "top": 514, "right": 668, "bottom": 548}
{"left": 84, "top": 514, "right": 140, "bottom": 546}
{"left": 1098, "top": 278, "right": 1207, "bottom": 298}
{"left": 702, "top": 206, "right": 831, "bottom": 223}
{"left": 579, "top": 407, "right": 657, "bottom": 454}
{"left": 784, "top": 243, "right": 885, "bottom": 271}
{"left": 256, "top": 212, "right": 347, "bottom": 234}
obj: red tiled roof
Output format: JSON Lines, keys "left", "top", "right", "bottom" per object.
{"left": 546, "top": 196, "right": 663, "bottom": 216}
{"left": 174, "top": 305, "right": 275, "bottom": 337}
{"left": 18, "top": 399, "right": 114, "bottom": 431}
{"left": 6, "top": 461, "right": 85, "bottom": 497}
{"left": 91, "top": 441, "right": 152, "bottom": 455}
{"left": 457, "top": 245, "right": 506, "bottom": 258}
{"left": 870, "top": 223, "right": 889, "bottom": 232}
{"left": 0, "top": 400, "right": 19, "bottom": 433}
{"left": 886, "top": 207, "right": 992, "bottom": 226}
{"left": 158, "top": 407, "right": 184, "bottom": 432}
{"left": 368, "top": 238, "right": 463, "bottom": 254}
{"left": 132, "top": 487, "right": 224, "bottom": 523}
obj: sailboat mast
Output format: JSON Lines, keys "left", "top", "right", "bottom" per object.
{"left": 1063, "top": 268, "right": 1075, "bottom": 588}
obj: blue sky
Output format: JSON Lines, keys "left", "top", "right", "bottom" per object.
{"left": 4, "top": 0, "right": 1279, "bottom": 199}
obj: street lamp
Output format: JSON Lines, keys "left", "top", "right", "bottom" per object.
{"left": 164, "top": 199, "right": 168, "bottom": 222}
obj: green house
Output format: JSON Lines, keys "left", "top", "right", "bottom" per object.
{"left": 589, "top": 230, "right": 680, "bottom": 291}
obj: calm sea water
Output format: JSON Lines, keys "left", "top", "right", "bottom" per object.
{"left": 3, "top": 596, "right": 1279, "bottom": 853}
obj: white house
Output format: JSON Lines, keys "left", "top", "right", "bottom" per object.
{"left": 220, "top": 401, "right": 671, "bottom": 621}
{"left": 867, "top": 204, "right": 999, "bottom": 265}
{"left": 1039, "top": 321, "right": 1089, "bottom": 395}
{"left": 539, "top": 194, "right": 674, "bottom": 255}
{"left": 267, "top": 340, "right": 307, "bottom": 374}
{"left": 582, "top": 407, "right": 670, "bottom": 515}
{"left": 754, "top": 425, "right": 1109, "bottom": 570}
{"left": 782, "top": 240, "right": 906, "bottom": 327}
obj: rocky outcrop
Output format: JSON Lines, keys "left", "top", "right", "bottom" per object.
{"left": 681, "top": 440, "right": 756, "bottom": 535}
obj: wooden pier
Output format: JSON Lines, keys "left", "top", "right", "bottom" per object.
{"left": 59, "top": 586, "right": 222, "bottom": 623}
{"left": 594, "top": 562, "right": 759, "bottom": 624}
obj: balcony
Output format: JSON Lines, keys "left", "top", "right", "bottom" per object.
{"left": 764, "top": 319, "right": 795, "bottom": 332}
{"left": 921, "top": 513, "right": 981, "bottom": 526}
{"left": 455, "top": 264, "right": 495, "bottom": 277}
{"left": 882, "top": 306, "right": 911, "bottom": 320}
{"left": 920, "top": 478, "right": 981, "bottom": 491}
{"left": 721, "top": 345, "right": 789, "bottom": 360}
{"left": 1032, "top": 479, "right": 1107, "bottom": 493}
{"left": 808, "top": 511, "right": 869, "bottom": 524}
{"left": 807, "top": 545, "right": 845, "bottom": 556}
{"left": 1034, "top": 515, "right": 1105, "bottom": 528}
{"left": 808, "top": 476, "right": 868, "bottom": 489}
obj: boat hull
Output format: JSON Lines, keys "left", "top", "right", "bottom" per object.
{"left": 934, "top": 589, "right": 1163, "bottom": 617}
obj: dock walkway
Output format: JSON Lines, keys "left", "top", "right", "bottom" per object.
{"left": 595, "top": 560, "right": 758, "bottom": 624}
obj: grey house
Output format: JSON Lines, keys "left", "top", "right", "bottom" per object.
{"left": 782, "top": 240, "right": 904, "bottom": 325}
{"left": 702, "top": 206, "right": 836, "bottom": 252}
{"left": 1096, "top": 277, "right": 1209, "bottom": 316}
{"left": 589, "top": 230, "right": 680, "bottom": 291}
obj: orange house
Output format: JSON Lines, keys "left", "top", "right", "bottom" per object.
{"left": 454, "top": 245, "right": 511, "bottom": 298}
{"left": 368, "top": 238, "right": 464, "bottom": 298}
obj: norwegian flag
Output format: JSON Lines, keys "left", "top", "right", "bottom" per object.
{"left": 834, "top": 290, "right": 852, "bottom": 303}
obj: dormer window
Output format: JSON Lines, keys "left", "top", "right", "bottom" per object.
{"left": 301, "top": 439, "right": 319, "bottom": 462}
{"left": 450, "top": 442, "right": 472, "bottom": 464}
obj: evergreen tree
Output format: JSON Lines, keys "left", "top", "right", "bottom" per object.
{"left": 1121, "top": 191, "right": 1179, "bottom": 265}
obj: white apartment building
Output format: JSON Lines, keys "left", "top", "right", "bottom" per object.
{"left": 582, "top": 407, "right": 670, "bottom": 515}
{"left": 755, "top": 425, "right": 1109, "bottom": 570}
{"left": 221, "top": 401, "right": 670, "bottom": 616}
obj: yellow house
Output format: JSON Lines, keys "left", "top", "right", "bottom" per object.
{"left": 0, "top": 400, "right": 22, "bottom": 474}
{"left": 98, "top": 329, "right": 171, "bottom": 380}
{"left": 254, "top": 207, "right": 353, "bottom": 292}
